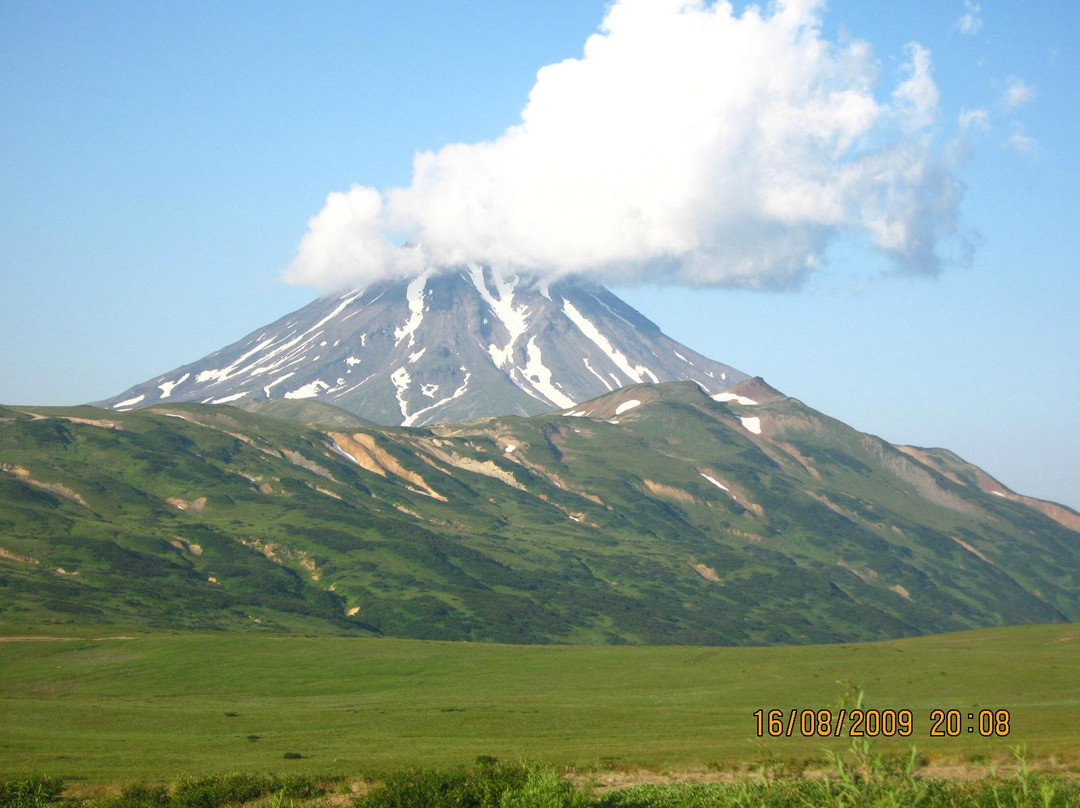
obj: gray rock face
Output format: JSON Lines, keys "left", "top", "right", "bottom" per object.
{"left": 102, "top": 266, "right": 748, "bottom": 426}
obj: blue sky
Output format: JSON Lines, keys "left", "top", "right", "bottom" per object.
{"left": 1, "top": 1, "right": 1077, "bottom": 509}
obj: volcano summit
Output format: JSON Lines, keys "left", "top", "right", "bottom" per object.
{"left": 103, "top": 266, "right": 748, "bottom": 426}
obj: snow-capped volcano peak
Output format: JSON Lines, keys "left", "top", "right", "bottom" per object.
{"left": 102, "top": 266, "right": 748, "bottom": 426}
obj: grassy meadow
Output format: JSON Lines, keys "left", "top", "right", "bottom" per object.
{"left": 2, "top": 624, "right": 1080, "bottom": 785}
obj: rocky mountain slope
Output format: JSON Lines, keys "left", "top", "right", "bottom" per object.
{"left": 4, "top": 382, "right": 1078, "bottom": 644}
{"left": 101, "top": 267, "right": 747, "bottom": 426}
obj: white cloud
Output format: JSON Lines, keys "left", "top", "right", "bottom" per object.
{"left": 1007, "top": 123, "right": 1037, "bottom": 154}
{"left": 1000, "top": 76, "right": 1036, "bottom": 111}
{"left": 287, "top": 0, "right": 966, "bottom": 292}
{"left": 958, "top": 107, "right": 990, "bottom": 132}
{"left": 955, "top": 1, "right": 983, "bottom": 36}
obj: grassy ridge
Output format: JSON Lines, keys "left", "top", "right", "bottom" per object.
{"left": 2, "top": 624, "right": 1079, "bottom": 783}
{"left": 4, "top": 389, "right": 1080, "bottom": 646}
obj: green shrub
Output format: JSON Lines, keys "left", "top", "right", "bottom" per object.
{"left": 171, "top": 774, "right": 268, "bottom": 808}
{"left": 360, "top": 761, "right": 535, "bottom": 808}
{"left": 0, "top": 775, "right": 64, "bottom": 808}
{"left": 94, "top": 783, "right": 171, "bottom": 808}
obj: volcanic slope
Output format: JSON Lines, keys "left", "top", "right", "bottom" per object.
{"left": 5, "top": 384, "right": 1080, "bottom": 644}
{"left": 101, "top": 267, "right": 747, "bottom": 426}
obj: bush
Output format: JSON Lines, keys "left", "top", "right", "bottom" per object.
{"left": 171, "top": 774, "right": 268, "bottom": 808}
{"left": 95, "top": 783, "right": 171, "bottom": 808}
{"left": 0, "top": 775, "right": 64, "bottom": 808}
{"left": 359, "top": 762, "right": 591, "bottom": 808}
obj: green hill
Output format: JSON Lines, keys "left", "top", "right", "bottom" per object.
{"left": 1, "top": 383, "right": 1078, "bottom": 643}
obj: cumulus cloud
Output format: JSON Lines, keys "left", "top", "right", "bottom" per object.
{"left": 287, "top": 0, "right": 967, "bottom": 292}
{"left": 955, "top": 1, "right": 983, "bottom": 36}
{"left": 1000, "top": 76, "right": 1036, "bottom": 111}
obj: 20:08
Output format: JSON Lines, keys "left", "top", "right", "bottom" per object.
{"left": 929, "top": 709, "right": 1011, "bottom": 737}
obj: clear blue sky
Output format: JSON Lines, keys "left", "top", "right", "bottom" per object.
{"left": 2, "top": 1, "right": 1077, "bottom": 509}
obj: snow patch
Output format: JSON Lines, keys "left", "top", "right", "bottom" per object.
{"left": 991, "top": 491, "right": 1006, "bottom": 497}
{"left": 674, "top": 351, "right": 693, "bottom": 365}
{"left": 212, "top": 392, "right": 249, "bottom": 404}
{"left": 113, "top": 395, "right": 145, "bottom": 409}
{"left": 700, "top": 473, "right": 729, "bottom": 492}
{"left": 713, "top": 392, "right": 758, "bottom": 406}
{"left": 504, "top": 444, "right": 517, "bottom": 453}
{"left": 522, "top": 336, "right": 576, "bottom": 408}
{"left": 468, "top": 264, "right": 530, "bottom": 369}
{"left": 421, "top": 383, "right": 440, "bottom": 398}
{"left": 401, "top": 371, "right": 472, "bottom": 427}
{"left": 614, "top": 399, "right": 641, "bottom": 415}
{"left": 394, "top": 272, "right": 429, "bottom": 348}
{"left": 284, "top": 380, "right": 330, "bottom": 399}
{"left": 158, "top": 373, "right": 190, "bottom": 399}
{"left": 408, "top": 348, "right": 426, "bottom": 364}
{"left": 329, "top": 438, "right": 361, "bottom": 466}
{"left": 263, "top": 372, "right": 295, "bottom": 397}
{"left": 562, "top": 300, "right": 659, "bottom": 384}
{"left": 345, "top": 356, "right": 362, "bottom": 366}
{"left": 738, "top": 416, "right": 762, "bottom": 435}
{"left": 390, "top": 367, "right": 412, "bottom": 420}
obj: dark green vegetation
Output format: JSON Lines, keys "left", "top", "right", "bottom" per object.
{"left": 5, "top": 756, "right": 1080, "bottom": 808}
{"left": 2, "top": 384, "right": 1079, "bottom": 644}
{"left": 2, "top": 626, "right": 1079, "bottom": 782}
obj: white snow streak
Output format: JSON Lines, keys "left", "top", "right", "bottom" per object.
{"left": 614, "top": 399, "right": 641, "bottom": 415}
{"left": 504, "top": 444, "right": 517, "bottom": 453}
{"left": 700, "top": 473, "right": 729, "bottom": 492}
{"left": 408, "top": 348, "right": 426, "bottom": 364}
{"left": 582, "top": 356, "right": 614, "bottom": 392}
{"left": 394, "top": 272, "right": 429, "bottom": 348}
{"left": 991, "top": 491, "right": 1006, "bottom": 497}
{"left": 401, "top": 371, "right": 472, "bottom": 427}
{"left": 420, "top": 383, "right": 440, "bottom": 398}
{"left": 467, "top": 264, "right": 530, "bottom": 369}
{"left": 263, "top": 372, "right": 295, "bottom": 397}
{"left": 523, "top": 336, "right": 576, "bottom": 408}
{"left": 329, "top": 438, "right": 361, "bottom": 465}
{"left": 158, "top": 373, "right": 190, "bottom": 399}
{"left": 390, "top": 367, "right": 412, "bottom": 420}
{"left": 196, "top": 335, "right": 279, "bottom": 384}
{"left": 713, "top": 392, "right": 758, "bottom": 405}
{"left": 345, "top": 356, "right": 362, "bottom": 366}
{"left": 212, "top": 392, "right": 249, "bottom": 404}
{"left": 562, "top": 300, "right": 658, "bottom": 385}
{"left": 114, "top": 395, "right": 145, "bottom": 409}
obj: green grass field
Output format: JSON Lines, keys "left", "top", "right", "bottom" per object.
{"left": 2, "top": 624, "right": 1079, "bottom": 784}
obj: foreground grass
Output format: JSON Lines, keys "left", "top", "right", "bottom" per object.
{"left": 2, "top": 625, "right": 1080, "bottom": 782}
{"left": 4, "top": 756, "right": 1080, "bottom": 808}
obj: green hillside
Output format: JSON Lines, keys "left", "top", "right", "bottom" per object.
{"left": 1, "top": 383, "right": 1078, "bottom": 643}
